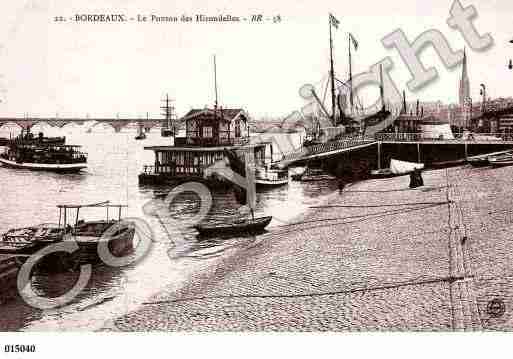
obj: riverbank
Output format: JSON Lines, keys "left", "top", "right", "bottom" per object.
{"left": 112, "top": 165, "right": 513, "bottom": 331}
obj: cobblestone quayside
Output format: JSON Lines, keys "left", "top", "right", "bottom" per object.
{"left": 114, "top": 165, "right": 513, "bottom": 331}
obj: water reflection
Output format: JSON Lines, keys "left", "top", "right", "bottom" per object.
{"left": 0, "top": 129, "right": 339, "bottom": 330}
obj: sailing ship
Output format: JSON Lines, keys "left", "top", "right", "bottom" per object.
{"left": 0, "top": 201, "right": 135, "bottom": 272}
{"left": 160, "top": 95, "right": 176, "bottom": 137}
{"left": 303, "top": 14, "right": 391, "bottom": 146}
{"left": 0, "top": 135, "right": 87, "bottom": 172}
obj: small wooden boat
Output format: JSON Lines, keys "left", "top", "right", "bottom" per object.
{"left": 467, "top": 156, "right": 490, "bottom": 167}
{"left": 370, "top": 168, "right": 395, "bottom": 178}
{"left": 467, "top": 150, "right": 513, "bottom": 167}
{"left": 0, "top": 202, "right": 135, "bottom": 272}
{"left": 161, "top": 128, "right": 173, "bottom": 137}
{"left": 135, "top": 130, "right": 147, "bottom": 140}
{"left": 370, "top": 159, "right": 424, "bottom": 178}
{"left": 489, "top": 154, "right": 513, "bottom": 167}
{"left": 195, "top": 216, "right": 272, "bottom": 237}
{"left": 299, "top": 167, "right": 336, "bottom": 182}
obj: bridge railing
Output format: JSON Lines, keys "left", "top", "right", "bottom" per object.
{"left": 375, "top": 132, "right": 513, "bottom": 142}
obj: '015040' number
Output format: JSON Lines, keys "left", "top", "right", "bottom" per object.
{"left": 4, "top": 344, "right": 36, "bottom": 353}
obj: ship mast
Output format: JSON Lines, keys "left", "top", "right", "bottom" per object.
{"left": 214, "top": 54, "right": 219, "bottom": 111}
{"left": 329, "top": 17, "right": 337, "bottom": 124}
{"left": 348, "top": 34, "right": 353, "bottom": 115}
{"left": 160, "top": 94, "right": 176, "bottom": 133}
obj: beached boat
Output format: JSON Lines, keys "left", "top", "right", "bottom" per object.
{"left": 0, "top": 139, "right": 87, "bottom": 173}
{"left": 255, "top": 167, "right": 288, "bottom": 187}
{"left": 371, "top": 159, "right": 424, "bottom": 178}
{"left": 0, "top": 224, "right": 64, "bottom": 255}
{"left": 0, "top": 202, "right": 135, "bottom": 272}
{"left": 489, "top": 153, "right": 513, "bottom": 167}
{"left": 467, "top": 150, "right": 513, "bottom": 167}
{"left": 467, "top": 156, "right": 490, "bottom": 167}
{"left": 195, "top": 216, "right": 272, "bottom": 237}
{"left": 299, "top": 167, "right": 337, "bottom": 182}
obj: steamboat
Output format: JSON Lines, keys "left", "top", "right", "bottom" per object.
{"left": 0, "top": 134, "right": 87, "bottom": 172}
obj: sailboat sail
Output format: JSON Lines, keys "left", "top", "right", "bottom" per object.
{"left": 389, "top": 159, "right": 424, "bottom": 175}
{"left": 222, "top": 148, "right": 256, "bottom": 211}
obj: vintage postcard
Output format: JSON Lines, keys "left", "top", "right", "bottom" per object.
{"left": 0, "top": 0, "right": 511, "bottom": 356}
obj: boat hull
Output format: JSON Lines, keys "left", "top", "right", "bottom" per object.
{"left": 370, "top": 168, "right": 397, "bottom": 178}
{"left": 195, "top": 216, "right": 272, "bottom": 237}
{"left": 467, "top": 158, "right": 490, "bottom": 167}
{"left": 255, "top": 178, "right": 289, "bottom": 187}
{"left": 32, "top": 228, "right": 135, "bottom": 272}
{"left": 0, "top": 157, "right": 87, "bottom": 172}
{"left": 489, "top": 159, "right": 513, "bottom": 167}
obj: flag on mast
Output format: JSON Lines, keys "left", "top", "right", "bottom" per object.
{"left": 349, "top": 33, "right": 359, "bottom": 50}
{"left": 329, "top": 13, "right": 340, "bottom": 29}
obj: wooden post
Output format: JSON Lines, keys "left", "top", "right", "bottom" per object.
{"left": 377, "top": 142, "right": 382, "bottom": 170}
{"left": 417, "top": 142, "right": 421, "bottom": 163}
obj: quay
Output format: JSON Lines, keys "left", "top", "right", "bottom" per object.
{"left": 115, "top": 164, "right": 513, "bottom": 331}
{"left": 276, "top": 132, "right": 513, "bottom": 173}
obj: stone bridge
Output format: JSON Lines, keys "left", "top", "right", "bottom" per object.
{"left": 0, "top": 117, "right": 163, "bottom": 132}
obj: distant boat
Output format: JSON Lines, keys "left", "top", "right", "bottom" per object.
{"left": 371, "top": 159, "right": 424, "bottom": 178}
{"left": 135, "top": 126, "right": 146, "bottom": 140}
{"left": 161, "top": 128, "right": 173, "bottom": 137}
{"left": 255, "top": 167, "right": 288, "bottom": 187}
{"left": 299, "top": 167, "right": 336, "bottom": 182}
{"left": 160, "top": 94, "right": 176, "bottom": 137}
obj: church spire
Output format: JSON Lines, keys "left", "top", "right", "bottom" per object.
{"left": 459, "top": 48, "right": 470, "bottom": 107}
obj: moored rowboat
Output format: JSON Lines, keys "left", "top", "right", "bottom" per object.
{"left": 195, "top": 216, "right": 272, "bottom": 237}
{"left": 489, "top": 154, "right": 513, "bottom": 167}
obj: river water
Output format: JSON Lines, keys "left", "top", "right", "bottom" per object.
{"left": 0, "top": 125, "right": 339, "bottom": 331}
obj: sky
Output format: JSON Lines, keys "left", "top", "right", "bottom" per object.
{"left": 0, "top": 0, "right": 511, "bottom": 119}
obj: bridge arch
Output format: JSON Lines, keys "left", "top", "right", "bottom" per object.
{"left": 90, "top": 121, "right": 116, "bottom": 133}
{"left": 0, "top": 122, "right": 23, "bottom": 137}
